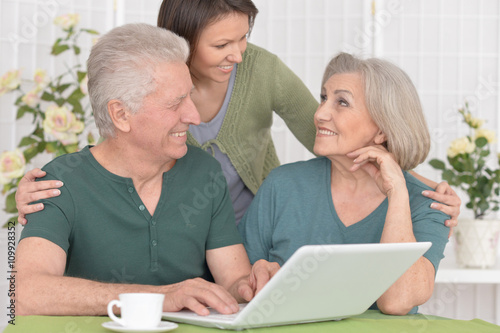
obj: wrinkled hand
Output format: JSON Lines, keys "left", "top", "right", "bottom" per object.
{"left": 347, "top": 145, "right": 406, "bottom": 197}
{"left": 422, "top": 181, "right": 461, "bottom": 237}
{"left": 15, "top": 168, "right": 63, "bottom": 225}
{"left": 237, "top": 260, "right": 280, "bottom": 302}
{"left": 162, "top": 278, "right": 240, "bottom": 316}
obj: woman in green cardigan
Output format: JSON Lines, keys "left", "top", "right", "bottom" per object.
{"left": 14, "top": 0, "right": 460, "bottom": 227}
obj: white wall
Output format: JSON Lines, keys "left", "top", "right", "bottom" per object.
{"left": 1, "top": 0, "right": 499, "bottom": 328}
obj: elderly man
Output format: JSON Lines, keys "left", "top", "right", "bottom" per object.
{"left": 16, "top": 23, "right": 277, "bottom": 316}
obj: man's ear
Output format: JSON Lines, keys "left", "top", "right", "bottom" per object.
{"left": 374, "top": 130, "right": 387, "bottom": 145}
{"left": 107, "top": 100, "right": 131, "bottom": 133}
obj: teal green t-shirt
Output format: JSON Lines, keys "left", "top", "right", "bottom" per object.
{"left": 20, "top": 145, "right": 242, "bottom": 285}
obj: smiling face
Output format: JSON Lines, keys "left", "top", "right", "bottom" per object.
{"left": 313, "top": 72, "right": 386, "bottom": 159}
{"left": 189, "top": 12, "right": 249, "bottom": 84}
{"left": 128, "top": 61, "right": 200, "bottom": 163}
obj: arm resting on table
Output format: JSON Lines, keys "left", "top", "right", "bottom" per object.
{"left": 16, "top": 237, "right": 245, "bottom": 316}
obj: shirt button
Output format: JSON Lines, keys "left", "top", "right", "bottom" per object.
{"left": 151, "top": 220, "right": 157, "bottom": 226}
{"left": 128, "top": 187, "right": 134, "bottom": 193}
{"left": 152, "top": 240, "right": 158, "bottom": 246}
{"left": 139, "top": 205, "right": 145, "bottom": 211}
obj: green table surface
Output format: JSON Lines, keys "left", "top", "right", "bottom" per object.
{"left": 3, "top": 310, "right": 500, "bottom": 333}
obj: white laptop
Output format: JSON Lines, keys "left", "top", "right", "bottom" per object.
{"left": 162, "top": 242, "right": 431, "bottom": 330}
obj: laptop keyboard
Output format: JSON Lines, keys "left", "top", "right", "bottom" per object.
{"left": 203, "top": 304, "right": 246, "bottom": 321}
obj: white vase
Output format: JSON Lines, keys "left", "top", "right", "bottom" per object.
{"left": 453, "top": 218, "right": 500, "bottom": 268}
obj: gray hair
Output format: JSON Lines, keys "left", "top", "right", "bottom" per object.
{"left": 322, "top": 53, "right": 430, "bottom": 170}
{"left": 87, "top": 23, "right": 190, "bottom": 138}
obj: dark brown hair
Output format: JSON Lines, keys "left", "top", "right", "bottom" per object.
{"left": 157, "top": 0, "right": 258, "bottom": 65}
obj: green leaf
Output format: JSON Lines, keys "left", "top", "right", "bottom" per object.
{"left": 82, "top": 29, "right": 99, "bottom": 35}
{"left": 45, "top": 141, "right": 58, "bottom": 153}
{"left": 475, "top": 136, "right": 488, "bottom": 148}
{"left": 5, "top": 192, "right": 17, "bottom": 213}
{"left": 429, "top": 159, "right": 446, "bottom": 170}
{"left": 23, "top": 145, "right": 39, "bottom": 162}
{"left": 77, "top": 71, "right": 87, "bottom": 82}
{"left": 37, "top": 141, "right": 47, "bottom": 153}
{"left": 66, "top": 27, "right": 75, "bottom": 38}
{"left": 52, "top": 37, "right": 63, "bottom": 48}
{"left": 67, "top": 92, "right": 84, "bottom": 112}
{"left": 87, "top": 132, "right": 96, "bottom": 145}
{"left": 55, "top": 98, "right": 66, "bottom": 107}
{"left": 64, "top": 143, "right": 79, "bottom": 154}
{"left": 478, "top": 200, "right": 489, "bottom": 213}
{"left": 16, "top": 105, "right": 35, "bottom": 119}
{"left": 33, "top": 126, "right": 44, "bottom": 139}
{"left": 442, "top": 169, "right": 457, "bottom": 185}
{"left": 15, "top": 95, "right": 24, "bottom": 105}
{"left": 2, "top": 182, "right": 17, "bottom": 195}
{"left": 73, "top": 45, "right": 81, "bottom": 55}
{"left": 56, "top": 83, "right": 72, "bottom": 94}
{"left": 2, "top": 218, "right": 17, "bottom": 228}
{"left": 68, "top": 87, "right": 85, "bottom": 102}
{"left": 482, "top": 184, "right": 492, "bottom": 197}
{"left": 18, "top": 136, "right": 38, "bottom": 147}
{"left": 56, "top": 146, "right": 68, "bottom": 157}
{"left": 458, "top": 175, "right": 475, "bottom": 184}
{"left": 469, "top": 187, "right": 482, "bottom": 198}
{"left": 477, "top": 175, "right": 489, "bottom": 186}
{"left": 479, "top": 149, "right": 490, "bottom": 157}
{"left": 41, "top": 91, "right": 55, "bottom": 102}
{"left": 67, "top": 99, "right": 83, "bottom": 114}
{"left": 52, "top": 43, "right": 70, "bottom": 55}
{"left": 450, "top": 159, "right": 466, "bottom": 172}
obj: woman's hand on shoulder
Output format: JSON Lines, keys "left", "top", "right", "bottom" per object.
{"left": 15, "top": 168, "right": 63, "bottom": 225}
{"left": 346, "top": 145, "right": 406, "bottom": 197}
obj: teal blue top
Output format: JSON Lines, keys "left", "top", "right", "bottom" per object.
{"left": 239, "top": 157, "right": 449, "bottom": 267}
{"left": 238, "top": 157, "right": 449, "bottom": 313}
{"left": 20, "top": 145, "right": 242, "bottom": 285}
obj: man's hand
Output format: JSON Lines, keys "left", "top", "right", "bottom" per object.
{"left": 162, "top": 278, "right": 240, "bottom": 316}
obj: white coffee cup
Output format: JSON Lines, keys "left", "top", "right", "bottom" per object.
{"left": 107, "top": 293, "right": 165, "bottom": 328}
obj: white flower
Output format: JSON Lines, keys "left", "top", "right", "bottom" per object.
{"left": 0, "top": 150, "right": 26, "bottom": 185}
{"left": 21, "top": 90, "right": 40, "bottom": 108}
{"left": 0, "top": 69, "right": 22, "bottom": 96}
{"left": 33, "top": 69, "right": 50, "bottom": 91}
{"left": 475, "top": 128, "right": 496, "bottom": 144}
{"left": 464, "top": 113, "right": 485, "bottom": 129}
{"left": 53, "top": 14, "right": 80, "bottom": 30}
{"left": 447, "top": 137, "right": 475, "bottom": 158}
{"left": 43, "top": 104, "right": 84, "bottom": 145}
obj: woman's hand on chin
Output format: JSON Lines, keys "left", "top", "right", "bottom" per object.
{"left": 346, "top": 145, "right": 405, "bottom": 197}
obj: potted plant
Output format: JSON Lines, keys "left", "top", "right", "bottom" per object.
{"left": 430, "top": 102, "right": 500, "bottom": 268}
{"left": 0, "top": 14, "right": 99, "bottom": 226}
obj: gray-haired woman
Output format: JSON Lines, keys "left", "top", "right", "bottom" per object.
{"left": 239, "top": 53, "right": 450, "bottom": 316}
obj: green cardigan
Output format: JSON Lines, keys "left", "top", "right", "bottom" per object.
{"left": 187, "top": 43, "right": 319, "bottom": 194}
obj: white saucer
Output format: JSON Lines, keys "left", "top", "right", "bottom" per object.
{"left": 102, "top": 321, "right": 178, "bottom": 332}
